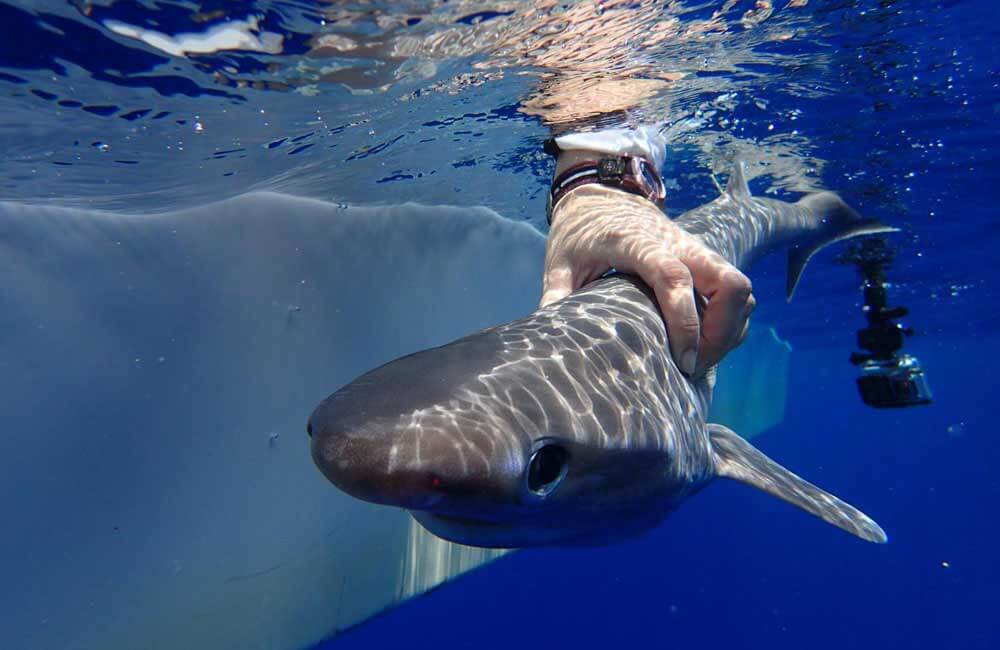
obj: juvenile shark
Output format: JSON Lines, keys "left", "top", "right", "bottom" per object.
{"left": 309, "top": 164, "right": 894, "bottom": 548}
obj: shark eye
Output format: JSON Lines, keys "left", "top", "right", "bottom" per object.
{"left": 526, "top": 442, "right": 568, "bottom": 497}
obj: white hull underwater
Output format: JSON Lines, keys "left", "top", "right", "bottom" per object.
{"left": 0, "top": 192, "right": 789, "bottom": 649}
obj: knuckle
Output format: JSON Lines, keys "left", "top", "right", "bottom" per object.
{"left": 714, "top": 270, "right": 752, "bottom": 309}
{"left": 677, "top": 314, "right": 701, "bottom": 334}
{"left": 545, "top": 264, "right": 572, "bottom": 285}
{"left": 665, "top": 310, "right": 700, "bottom": 341}
{"left": 601, "top": 224, "right": 628, "bottom": 246}
{"left": 656, "top": 259, "right": 693, "bottom": 290}
{"left": 730, "top": 272, "right": 753, "bottom": 300}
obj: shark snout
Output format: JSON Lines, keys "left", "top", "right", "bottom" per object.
{"left": 308, "top": 329, "right": 518, "bottom": 514}
{"left": 309, "top": 418, "right": 448, "bottom": 510}
{"left": 308, "top": 397, "right": 529, "bottom": 520}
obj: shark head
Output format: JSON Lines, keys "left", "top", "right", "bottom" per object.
{"left": 309, "top": 168, "right": 901, "bottom": 549}
{"left": 308, "top": 326, "right": 677, "bottom": 548}
{"left": 309, "top": 274, "right": 889, "bottom": 548}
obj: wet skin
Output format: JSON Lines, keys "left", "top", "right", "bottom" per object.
{"left": 309, "top": 166, "right": 893, "bottom": 548}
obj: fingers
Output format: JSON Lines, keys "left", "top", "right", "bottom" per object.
{"left": 625, "top": 223, "right": 752, "bottom": 374}
{"left": 539, "top": 264, "right": 574, "bottom": 308}
{"left": 695, "top": 294, "right": 754, "bottom": 373}
{"left": 539, "top": 199, "right": 755, "bottom": 377}
{"left": 692, "top": 265, "right": 754, "bottom": 371}
{"left": 631, "top": 254, "right": 701, "bottom": 375}
{"left": 652, "top": 261, "right": 701, "bottom": 375}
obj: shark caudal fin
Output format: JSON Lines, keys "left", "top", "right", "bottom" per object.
{"left": 708, "top": 424, "right": 887, "bottom": 543}
{"left": 786, "top": 192, "right": 898, "bottom": 301}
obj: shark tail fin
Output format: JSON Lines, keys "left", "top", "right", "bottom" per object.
{"left": 786, "top": 192, "right": 899, "bottom": 302}
{"left": 708, "top": 423, "right": 887, "bottom": 543}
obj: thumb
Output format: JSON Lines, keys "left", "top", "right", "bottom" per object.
{"left": 539, "top": 265, "right": 574, "bottom": 308}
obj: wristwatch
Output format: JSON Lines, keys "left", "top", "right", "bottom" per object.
{"left": 546, "top": 153, "right": 666, "bottom": 225}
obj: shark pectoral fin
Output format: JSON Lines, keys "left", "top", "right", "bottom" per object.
{"left": 707, "top": 423, "right": 888, "bottom": 543}
{"left": 786, "top": 192, "right": 900, "bottom": 302}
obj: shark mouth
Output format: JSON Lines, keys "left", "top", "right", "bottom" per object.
{"left": 421, "top": 512, "right": 505, "bottom": 529}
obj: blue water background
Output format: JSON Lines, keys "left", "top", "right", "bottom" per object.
{"left": 325, "top": 3, "right": 999, "bottom": 648}
{"left": 331, "top": 347, "right": 997, "bottom": 649}
{"left": 0, "top": 1, "right": 996, "bottom": 648}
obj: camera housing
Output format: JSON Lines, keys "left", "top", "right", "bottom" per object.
{"left": 855, "top": 356, "right": 932, "bottom": 408}
{"left": 837, "top": 238, "right": 932, "bottom": 408}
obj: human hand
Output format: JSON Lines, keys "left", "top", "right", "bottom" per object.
{"left": 540, "top": 185, "right": 755, "bottom": 377}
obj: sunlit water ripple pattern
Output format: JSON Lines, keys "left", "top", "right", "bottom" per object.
{"left": 1, "top": 2, "right": 999, "bottom": 649}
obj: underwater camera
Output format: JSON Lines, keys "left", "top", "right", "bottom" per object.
{"left": 836, "top": 237, "right": 932, "bottom": 408}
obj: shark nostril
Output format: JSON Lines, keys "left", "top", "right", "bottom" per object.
{"left": 526, "top": 442, "right": 568, "bottom": 497}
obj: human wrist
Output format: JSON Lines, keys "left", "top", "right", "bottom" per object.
{"left": 553, "top": 149, "right": 607, "bottom": 179}
{"left": 548, "top": 150, "right": 666, "bottom": 226}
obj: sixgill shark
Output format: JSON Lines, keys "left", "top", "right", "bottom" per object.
{"left": 308, "top": 164, "right": 893, "bottom": 548}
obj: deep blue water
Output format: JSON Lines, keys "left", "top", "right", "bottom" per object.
{"left": 331, "top": 343, "right": 999, "bottom": 650}
{"left": 329, "top": 3, "right": 999, "bottom": 648}
{"left": 338, "top": 3, "right": 995, "bottom": 647}
{"left": 1, "top": 1, "right": 996, "bottom": 649}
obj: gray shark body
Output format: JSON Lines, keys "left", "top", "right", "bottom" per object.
{"left": 309, "top": 165, "right": 893, "bottom": 547}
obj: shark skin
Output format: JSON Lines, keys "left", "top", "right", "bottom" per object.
{"left": 309, "top": 164, "right": 895, "bottom": 548}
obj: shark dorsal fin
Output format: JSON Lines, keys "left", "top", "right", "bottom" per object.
{"left": 707, "top": 423, "right": 887, "bottom": 543}
{"left": 725, "top": 161, "right": 751, "bottom": 201}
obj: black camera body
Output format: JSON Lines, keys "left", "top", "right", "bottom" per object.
{"left": 855, "top": 356, "right": 932, "bottom": 408}
{"left": 839, "top": 238, "right": 932, "bottom": 408}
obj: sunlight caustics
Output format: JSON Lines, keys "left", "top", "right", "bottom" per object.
{"left": 0, "top": 1, "right": 830, "bottom": 213}
{"left": 0, "top": 192, "right": 787, "bottom": 648}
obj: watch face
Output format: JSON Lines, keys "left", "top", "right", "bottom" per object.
{"left": 597, "top": 157, "right": 626, "bottom": 179}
